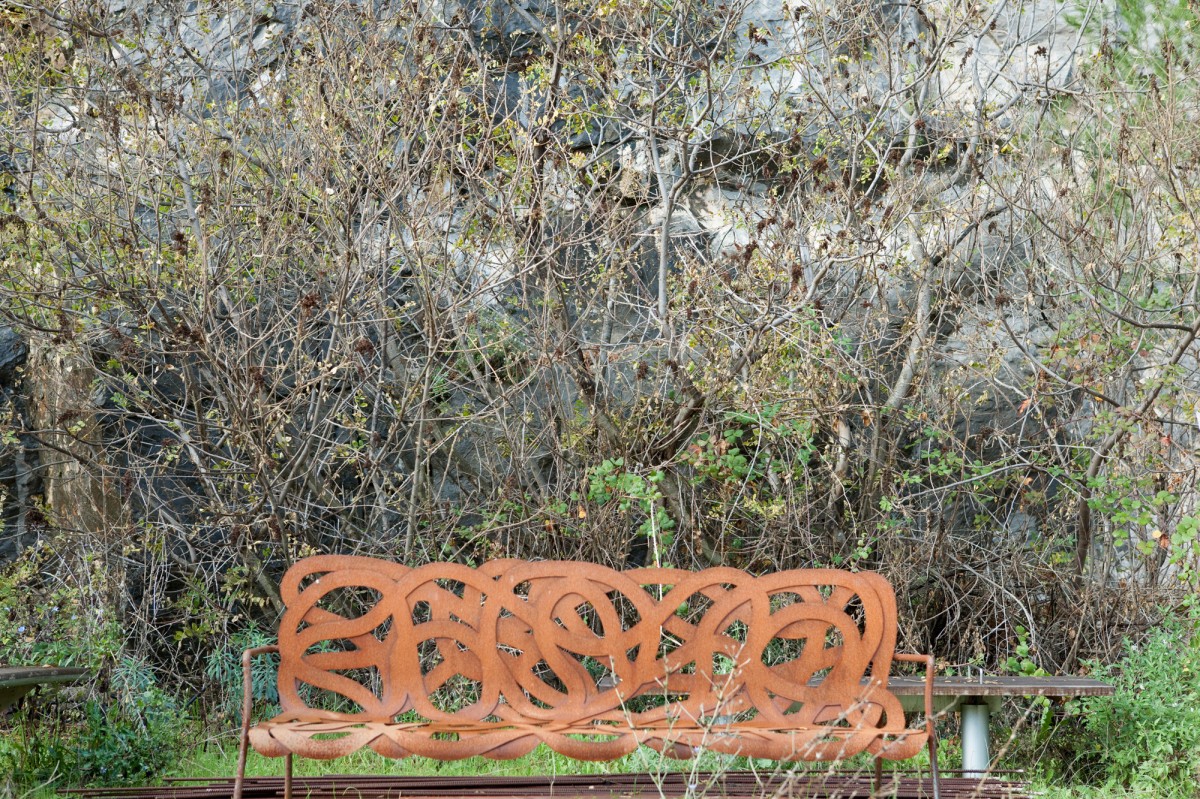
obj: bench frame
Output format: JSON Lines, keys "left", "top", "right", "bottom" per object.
{"left": 234, "top": 558, "right": 940, "bottom": 799}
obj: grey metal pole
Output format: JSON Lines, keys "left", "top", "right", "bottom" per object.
{"left": 961, "top": 702, "right": 991, "bottom": 778}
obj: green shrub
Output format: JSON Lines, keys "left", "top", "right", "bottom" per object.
{"left": 0, "top": 542, "right": 120, "bottom": 670}
{"left": 1069, "top": 604, "right": 1200, "bottom": 794}
{"left": 0, "top": 544, "right": 191, "bottom": 787}
{"left": 0, "top": 655, "right": 186, "bottom": 787}
{"left": 71, "top": 658, "right": 187, "bottom": 785}
{"left": 203, "top": 623, "right": 280, "bottom": 723}
{"left": 72, "top": 695, "right": 180, "bottom": 784}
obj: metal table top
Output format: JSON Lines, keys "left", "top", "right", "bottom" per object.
{"left": 0, "top": 665, "right": 90, "bottom": 711}
{"left": 886, "top": 675, "right": 1113, "bottom": 698}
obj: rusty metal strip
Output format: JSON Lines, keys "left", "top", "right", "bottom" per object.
{"left": 68, "top": 772, "right": 1027, "bottom": 799}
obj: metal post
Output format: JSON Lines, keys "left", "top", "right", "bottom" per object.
{"left": 961, "top": 702, "right": 991, "bottom": 779}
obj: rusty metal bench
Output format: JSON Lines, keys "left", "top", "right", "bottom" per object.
{"left": 234, "top": 557, "right": 940, "bottom": 799}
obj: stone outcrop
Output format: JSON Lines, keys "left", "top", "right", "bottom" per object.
{"left": 2, "top": 0, "right": 1175, "bottom": 590}
{"left": 0, "top": 327, "right": 37, "bottom": 560}
{"left": 24, "top": 342, "right": 125, "bottom": 540}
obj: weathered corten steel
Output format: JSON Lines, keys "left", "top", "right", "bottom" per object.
{"left": 235, "top": 557, "right": 939, "bottom": 799}
{"left": 71, "top": 770, "right": 1025, "bottom": 799}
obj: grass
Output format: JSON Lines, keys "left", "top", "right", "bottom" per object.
{"left": 6, "top": 716, "right": 1181, "bottom": 799}
{"left": 1039, "top": 789, "right": 1186, "bottom": 799}
{"left": 176, "top": 739, "right": 704, "bottom": 780}
{"left": 156, "top": 744, "right": 1192, "bottom": 799}
{"left": 5, "top": 741, "right": 1174, "bottom": 799}
{"left": 173, "top": 734, "right": 884, "bottom": 781}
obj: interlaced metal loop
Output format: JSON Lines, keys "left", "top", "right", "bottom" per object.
{"left": 249, "top": 557, "right": 926, "bottom": 762}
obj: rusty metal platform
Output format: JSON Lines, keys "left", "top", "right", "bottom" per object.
{"left": 62, "top": 771, "right": 1028, "bottom": 799}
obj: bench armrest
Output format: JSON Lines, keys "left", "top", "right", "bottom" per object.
{"left": 236, "top": 645, "right": 280, "bottom": 799}
{"left": 241, "top": 645, "right": 280, "bottom": 732}
{"left": 892, "top": 652, "right": 935, "bottom": 724}
{"left": 891, "top": 652, "right": 939, "bottom": 798}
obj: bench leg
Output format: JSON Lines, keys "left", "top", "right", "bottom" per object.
{"left": 234, "top": 728, "right": 250, "bottom": 799}
{"left": 284, "top": 754, "right": 293, "bottom": 799}
{"left": 960, "top": 702, "right": 991, "bottom": 778}
{"left": 927, "top": 731, "right": 941, "bottom": 799}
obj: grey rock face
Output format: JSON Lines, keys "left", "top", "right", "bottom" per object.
{"left": 935, "top": 0, "right": 1094, "bottom": 112}
{"left": 0, "top": 327, "right": 26, "bottom": 384}
{"left": 6, "top": 0, "right": 1160, "bottom": 576}
{"left": 0, "top": 327, "right": 38, "bottom": 561}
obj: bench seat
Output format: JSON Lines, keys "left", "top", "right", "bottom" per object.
{"left": 249, "top": 712, "right": 930, "bottom": 762}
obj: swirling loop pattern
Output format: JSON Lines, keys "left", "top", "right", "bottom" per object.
{"left": 248, "top": 557, "right": 929, "bottom": 762}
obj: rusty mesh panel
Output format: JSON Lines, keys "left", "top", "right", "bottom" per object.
{"left": 256, "top": 557, "right": 918, "bottom": 761}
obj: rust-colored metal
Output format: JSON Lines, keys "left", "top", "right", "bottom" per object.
{"left": 235, "top": 558, "right": 939, "bottom": 799}
{"left": 70, "top": 771, "right": 1026, "bottom": 799}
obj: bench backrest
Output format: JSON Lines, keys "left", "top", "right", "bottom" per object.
{"left": 275, "top": 557, "right": 901, "bottom": 730}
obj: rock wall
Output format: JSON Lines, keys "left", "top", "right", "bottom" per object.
{"left": 2, "top": 0, "right": 1195, "bottom": 671}
{"left": 0, "top": 327, "right": 38, "bottom": 560}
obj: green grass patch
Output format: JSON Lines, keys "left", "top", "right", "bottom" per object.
{"left": 172, "top": 740, "right": 889, "bottom": 781}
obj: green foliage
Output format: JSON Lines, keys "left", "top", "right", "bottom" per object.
{"left": 0, "top": 542, "right": 120, "bottom": 669}
{"left": 1137, "top": 514, "right": 1200, "bottom": 588}
{"left": 71, "top": 660, "right": 184, "bottom": 785}
{"left": 0, "top": 547, "right": 189, "bottom": 788}
{"left": 203, "top": 623, "right": 281, "bottom": 723}
{"left": 684, "top": 406, "right": 816, "bottom": 487}
{"left": 1002, "top": 626, "right": 1054, "bottom": 748}
{"left": 1005, "top": 626, "right": 1049, "bottom": 678}
{"left": 0, "top": 658, "right": 186, "bottom": 788}
{"left": 174, "top": 735, "right": 844, "bottom": 781}
{"left": 587, "top": 458, "right": 675, "bottom": 559}
{"left": 1111, "top": 0, "right": 1200, "bottom": 75}
{"left": 1066, "top": 606, "right": 1200, "bottom": 793}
